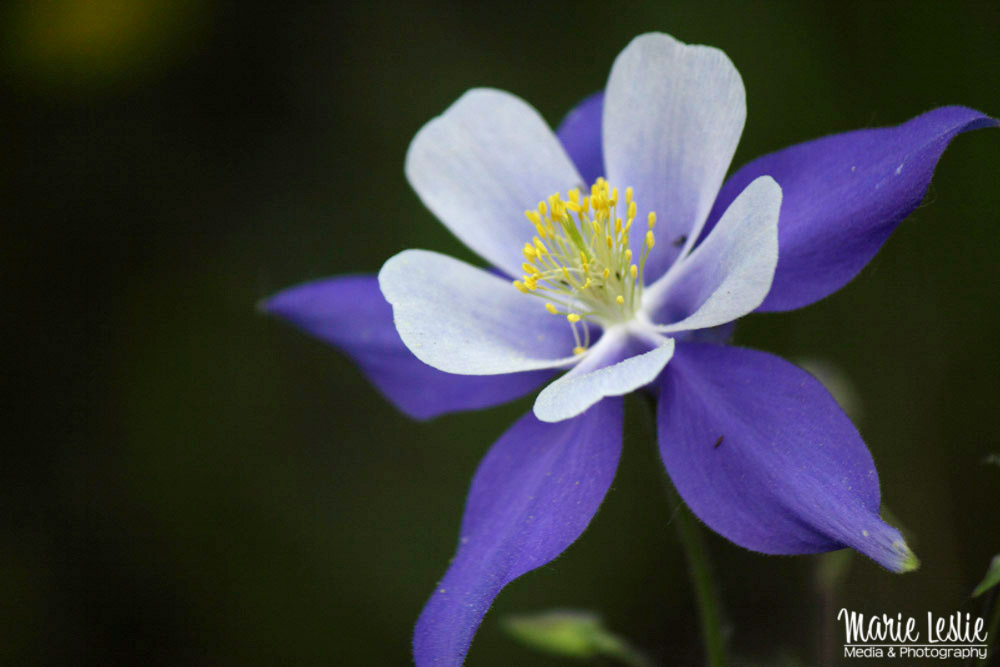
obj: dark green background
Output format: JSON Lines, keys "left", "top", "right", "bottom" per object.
{"left": 5, "top": 1, "right": 999, "bottom": 665}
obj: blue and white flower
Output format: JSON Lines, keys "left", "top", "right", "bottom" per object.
{"left": 263, "top": 32, "right": 996, "bottom": 667}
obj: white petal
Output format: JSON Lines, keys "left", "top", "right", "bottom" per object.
{"left": 378, "top": 249, "right": 579, "bottom": 374}
{"left": 533, "top": 337, "right": 675, "bottom": 423}
{"left": 406, "top": 89, "right": 584, "bottom": 278}
{"left": 645, "top": 176, "right": 781, "bottom": 333}
{"left": 604, "top": 32, "right": 746, "bottom": 282}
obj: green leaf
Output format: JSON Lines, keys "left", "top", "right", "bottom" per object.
{"left": 973, "top": 554, "right": 1000, "bottom": 597}
{"left": 502, "top": 610, "right": 653, "bottom": 666}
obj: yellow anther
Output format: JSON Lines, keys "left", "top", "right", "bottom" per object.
{"left": 573, "top": 346, "right": 587, "bottom": 355}
{"left": 646, "top": 231, "right": 655, "bottom": 248}
{"left": 647, "top": 211, "right": 656, "bottom": 229}
{"left": 512, "top": 178, "right": 651, "bottom": 344}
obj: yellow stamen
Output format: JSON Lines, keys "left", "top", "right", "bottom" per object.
{"left": 512, "top": 178, "right": 654, "bottom": 353}
{"left": 573, "top": 346, "right": 587, "bottom": 355}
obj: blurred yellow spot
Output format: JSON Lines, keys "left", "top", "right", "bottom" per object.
{"left": 6, "top": 0, "right": 210, "bottom": 94}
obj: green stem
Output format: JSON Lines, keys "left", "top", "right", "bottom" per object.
{"left": 634, "top": 394, "right": 728, "bottom": 667}
{"left": 670, "top": 486, "right": 729, "bottom": 667}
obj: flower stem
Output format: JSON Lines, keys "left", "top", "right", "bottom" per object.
{"left": 634, "top": 394, "right": 728, "bottom": 667}
{"left": 669, "top": 485, "right": 729, "bottom": 667}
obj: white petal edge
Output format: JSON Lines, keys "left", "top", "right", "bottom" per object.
{"left": 378, "top": 249, "right": 580, "bottom": 375}
{"left": 405, "top": 88, "right": 584, "bottom": 278}
{"left": 533, "top": 338, "right": 675, "bottom": 423}
{"left": 603, "top": 32, "right": 746, "bottom": 282}
{"left": 645, "top": 176, "right": 781, "bottom": 334}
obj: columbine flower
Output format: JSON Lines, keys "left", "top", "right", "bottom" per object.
{"left": 262, "top": 32, "right": 996, "bottom": 667}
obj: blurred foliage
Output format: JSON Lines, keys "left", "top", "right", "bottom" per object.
{"left": 973, "top": 555, "right": 1000, "bottom": 598}
{"left": 503, "top": 610, "right": 653, "bottom": 666}
{"left": 3, "top": 1, "right": 999, "bottom": 666}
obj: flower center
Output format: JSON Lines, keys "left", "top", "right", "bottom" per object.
{"left": 512, "top": 178, "right": 657, "bottom": 354}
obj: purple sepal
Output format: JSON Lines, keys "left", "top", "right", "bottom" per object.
{"left": 701, "top": 106, "right": 997, "bottom": 312}
{"left": 260, "top": 275, "right": 552, "bottom": 420}
{"left": 657, "top": 342, "right": 916, "bottom": 572}
{"left": 556, "top": 91, "right": 605, "bottom": 186}
{"left": 412, "top": 399, "right": 623, "bottom": 666}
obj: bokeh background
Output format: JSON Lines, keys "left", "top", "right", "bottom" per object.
{"left": 5, "top": 1, "right": 1000, "bottom": 665}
